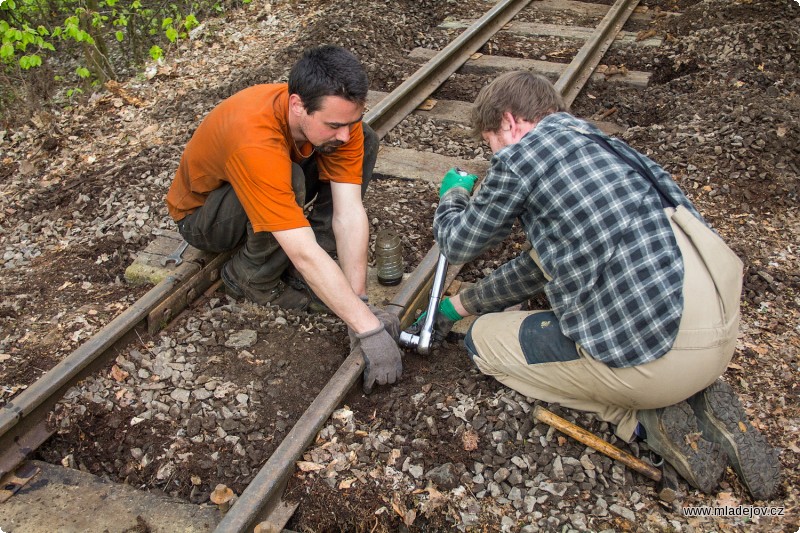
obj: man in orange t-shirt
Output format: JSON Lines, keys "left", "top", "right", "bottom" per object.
{"left": 166, "top": 45, "right": 402, "bottom": 393}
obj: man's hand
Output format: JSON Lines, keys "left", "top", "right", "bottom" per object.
{"left": 368, "top": 304, "right": 401, "bottom": 340}
{"left": 349, "top": 298, "right": 401, "bottom": 350}
{"left": 439, "top": 168, "right": 478, "bottom": 197}
{"left": 410, "top": 297, "right": 464, "bottom": 343}
{"left": 358, "top": 325, "right": 403, "bottom": 394}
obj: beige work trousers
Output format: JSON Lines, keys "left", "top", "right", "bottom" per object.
{"left": 469, "top": 208, "right": 741, "bottom": 441}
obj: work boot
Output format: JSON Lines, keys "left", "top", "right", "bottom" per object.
{"left": 637, "top": 402, "right": 728, "bottom": 493}
{"left": 221, "top": 262, "right": 310, "bottom": 310}
{"left": 281, "top": 267, "right": 331, "bottom": 313}
{"left": 688, "top": 379, "right": 781, "bottom": 500}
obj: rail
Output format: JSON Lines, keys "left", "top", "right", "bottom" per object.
{"left": 0, "top": 1, "right": 642, "bottom": 530}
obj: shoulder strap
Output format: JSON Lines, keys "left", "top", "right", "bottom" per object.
{"left": 583, "top": 132, "right": 676, "bottom": 209}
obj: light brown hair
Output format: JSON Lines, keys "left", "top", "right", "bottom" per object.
{"left": 471, "top": 71, "right": 566, "bottom": 138}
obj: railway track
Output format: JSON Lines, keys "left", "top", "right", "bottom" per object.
{"left": 1, "top": 0, "right": 669, "bottom": 530}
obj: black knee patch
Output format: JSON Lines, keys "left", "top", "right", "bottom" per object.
{"left": 519, "top": 312, "right": 580, "bottom": 364}
{"left": 464, "top": 321, "right": 478, "bottom": 362}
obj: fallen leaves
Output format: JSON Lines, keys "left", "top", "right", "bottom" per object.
{"left": 338, "top": 477, "right": 357, "bottom": 490}
{"left": 104, "top": 80, "right": 145, "bottom": 107}
{"left": 390, "top": 493, "right": 417, "bottom": 527}
{"left": 636, "top": 28, "right": 657, "bottom": 41}
{"left": 110, "top": 364, "right": 129, "bottom": 382}
{"left": 296, "top": 461, "right": 324, "bottom": 472}
{"left": 462, "top": 428, "right": 479, "bottom": 451}
{"left": 418, "top": 485, "right": 447, "bottom": 517}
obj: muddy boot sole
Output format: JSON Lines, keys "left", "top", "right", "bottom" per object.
{"left": 688, "top": 380, "right": 780, "bottom": 500}
{"left": 638, "top": 402, "right": 728, "bottom": 493}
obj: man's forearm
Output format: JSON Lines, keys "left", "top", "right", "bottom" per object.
{"left": 333, "top": 206, "right": 369, "bottom": 295}
{"left": 330, "top": 182, "right": 370, "bottom": 295}
{"left": 274, "top": 227, "right": 379, "bottom": 333}
{"left": 460, "top": 251, "right": 547, "bottom": 315}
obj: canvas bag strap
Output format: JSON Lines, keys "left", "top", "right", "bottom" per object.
{"left": 582, "top": 132, "right": 676, "bottom": 210}
{"left": 581, "top": 131, "right": 744, "bottom": 321}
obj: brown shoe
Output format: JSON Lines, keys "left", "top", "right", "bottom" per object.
{"left": 688, "top": 380, "right": 781, "bottom": 500}
{"left": 221, "top": 262, "right": 307, "bottom": 309}
{"left": 281, "top": 267, "right": 330, "bottom": 313}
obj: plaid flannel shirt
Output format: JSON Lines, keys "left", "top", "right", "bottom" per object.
{"left": 435, "top": 113, "right": 706, "bottom": 368}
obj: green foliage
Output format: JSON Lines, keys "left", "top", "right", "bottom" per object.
{"left": 1, "top": 0, "right": 249, "bottom": 91}
{"left": 148, "top": 43, "right": 161, "bottom": 60}
{"left": 1, "top": 18, "right": 57, "bottom": 69}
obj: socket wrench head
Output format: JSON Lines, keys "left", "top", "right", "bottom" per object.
{"left": 399, "top": 330, "right": 419, "bottom": 350}
{"left": 398, "top": 330, "right": 433, "bottom": 355}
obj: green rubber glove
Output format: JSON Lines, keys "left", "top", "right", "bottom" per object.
{"left": 439, "top": 168, "right": 478, "bottom": 197}
{"left": 411, "top": 297, "right": 464, "bottom": 342}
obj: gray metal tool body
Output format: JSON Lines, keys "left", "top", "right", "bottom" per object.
{"left": 399, "top": 251, "right": 448, "bottom": 355}
{"left": 161, "top": 240, "right": 189, "bottom": 266}
{"left": 399, "top": 168, "right": 472, "bottom": 354}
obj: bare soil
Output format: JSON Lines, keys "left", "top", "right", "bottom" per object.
{"left": 1, "top": 0, "right": 798, "bottom": 531}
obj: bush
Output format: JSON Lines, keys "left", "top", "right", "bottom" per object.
{"left": 0, "top": 0, "right": 250, "bottom": 125}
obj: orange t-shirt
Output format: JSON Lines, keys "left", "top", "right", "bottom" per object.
{"left": 166, "top": 84, "right": 364, "bottom": 232}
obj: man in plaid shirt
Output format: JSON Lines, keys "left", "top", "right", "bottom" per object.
{"left": 428, "top": 72, "right": 778, "bottom": 499}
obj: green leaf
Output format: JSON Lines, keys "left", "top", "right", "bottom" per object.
{"left": 149, "top": 44, "right": 162, "bottom": 61}
{"left": 115, "top": 30, "right": 124, "bottom": 41}
{"left": 0, "top": 42, "right": 14, "bottom": 61}
{"left": 19, "top": 54, "right": 41, "bottom": 69}
{"left": 184, "top": 14, "right": 198, "bottom": 31}
{"left": 165, "top": 26, "right": 177, "bottom": 43}
{"left": 76, "top": 66, "right": 91, "bottom": 78}
{"left": 161, "top": 17, "right": 173, "bottom": 29}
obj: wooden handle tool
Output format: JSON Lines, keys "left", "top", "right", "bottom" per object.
{"left": 532, "top": 405, "right": 662, "bottom": 482}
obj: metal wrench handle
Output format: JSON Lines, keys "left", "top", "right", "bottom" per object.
{"left": 399, "top": 252, "right": 449, "bottom": 354}
{"left": 399, "top": 168, "right": 470, "bottom": 353}
{"left": 161, "top": 240, "right": 189, "bottom": 267}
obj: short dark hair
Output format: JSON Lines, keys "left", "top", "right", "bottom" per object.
{"left": 471, "top": 71, "right": 566, "bottom": 137}
{"left": 288, "top": 45, "right": 369, "bottom": 114}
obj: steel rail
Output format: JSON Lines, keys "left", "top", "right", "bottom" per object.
{"left": 364, "top": 0, "right": 533, "bottom": 139}
{"left": 0, "top": 259, "right": 214, "bottom": 478}
{"left": 555, "top": 0, "right": 640, "bottom": 107}
{"left": 2, "top": 0, "right": 637, "bottom": 527}
{"left": 215, "top": 2, "right": 537, "bottom": 531}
